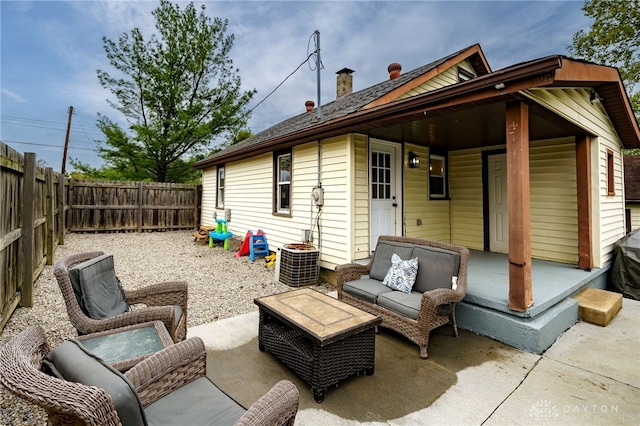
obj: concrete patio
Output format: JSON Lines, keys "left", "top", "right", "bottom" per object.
{"left": 189, "top": 292, "right": 640, "bottom": 425}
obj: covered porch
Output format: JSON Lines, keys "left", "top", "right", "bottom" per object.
{"left": 457, "top": 250, "right": 609, "bottom": 353}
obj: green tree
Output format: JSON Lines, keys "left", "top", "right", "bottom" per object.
{"left": 569, "top": 0, "right": 640, "bottom": 122}
{"left": 96, "top": 0, "right": 255, "bottom": 182}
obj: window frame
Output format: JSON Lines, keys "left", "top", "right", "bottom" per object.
{"left": 607, "top": 149, "right": 615, "bottom": 196}
{"left": 429, "top": 153, "right": 448, "bottom": 199}
{"left": 273, "top": 149, "right": 292, "bottom": 216}
{"left": 216, "top": 165, "right": 225, "bottom": 209}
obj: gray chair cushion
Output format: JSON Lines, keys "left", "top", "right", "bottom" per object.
{"left": 69, "top": 254, "right": 129, "bottom": 319}
{"left": 369, "top": 241, "right": 414, "bottom": 281}
{"left": 43, "top": 339, "right": 146, "bottom": 426}
{"left": 145, "top": 377, "right": 246, "bottom": 426}
{"left": 377, "top": 291, "right": 422, "bottom": 320}
{"left": 411, "top": 246, "right": 460, "bottom": 294}
{"left": 343, "top": 278, "right": 394, "bottom": 303}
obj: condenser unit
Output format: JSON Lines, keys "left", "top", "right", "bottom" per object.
{"left": 276, "top": 244, "right": 319, "bottom": 287}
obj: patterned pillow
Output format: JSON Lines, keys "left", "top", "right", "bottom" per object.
{"left": 382, "top": 254, "right": 419, "bottom": 294}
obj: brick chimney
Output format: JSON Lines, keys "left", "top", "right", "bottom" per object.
{"left": 336, "top": 68, "right": 354, "bottom": 99}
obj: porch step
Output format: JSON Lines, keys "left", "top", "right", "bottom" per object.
{"left": 572, "top": 287, "right": 622, "bottom": 327}
{"left": 456, "top": 298, "right": 578, "bottom": 355}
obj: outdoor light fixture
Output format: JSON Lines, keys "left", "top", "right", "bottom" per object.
{"left": 494, "top": 82, "right": 506, "bottom": 90}
{"left": 408, "top": 151, "right": 420, "bottom": 168}
{"left": 590, "top": 90, "right": 603, "bottom": 105}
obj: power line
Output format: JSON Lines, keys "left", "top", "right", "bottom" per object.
{"left": 2, "top": 139, "right": 97, "bottom": 152}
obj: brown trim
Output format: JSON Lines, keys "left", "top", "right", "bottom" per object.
{"left": 505, "top": 101, "right": 533, "bottom": 312}
{"left": 607, "top": 149, "right": 615, "bottom": 196}
{"left": 576, "top": 135, "right": 593, "bottom": 270}
{"left": 364, "top": 45, "right": 489, "bottom": 109}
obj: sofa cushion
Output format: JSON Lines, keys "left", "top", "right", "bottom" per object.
{"left": 411, "top": 246, "right": 460, "bottom": 294}
{"left": 382, "top": 254, "right": 419, "bottom": 294}
{"left": 377, "top": 291, "right": 422, "bottom": 320}
{"left": 343, "top": 278, "right": 394, "bottom": 303}
{"left": 43, "top": 339, "right": 146, "bottom": 426}
{"left": 68, "top": 254, "right": 129, "bottom": 319}
{"left": 369, "top": 241, "right": 414, "bottom": 281}
{"left": 145, "top": 377, "right": 246, "bottom": 426}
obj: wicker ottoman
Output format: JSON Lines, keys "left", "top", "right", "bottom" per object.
{"left": 255, "top": 288, "right": 381, "bottom": 402}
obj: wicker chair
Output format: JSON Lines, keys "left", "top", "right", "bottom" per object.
{"left": 335, "top": 236, "right": 469, "bottom": 359}
{"left": 54, "top": 252, "right": 188, "bottom": 342}
{"left": 0, "top": 326, "right": 299, "bottom": 426}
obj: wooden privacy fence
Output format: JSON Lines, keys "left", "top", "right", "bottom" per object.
{"left": 0, "top": 142, "right": 201, "bottom": 332}
{"left": 67, "top": 180, "right": 200, "bottom": 232}
{"left": 1, "top": 143, "right": 66, "bottom": 331}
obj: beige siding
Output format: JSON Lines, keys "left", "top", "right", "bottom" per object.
{"left": 353, "top": 134, "right": 370, "bottom": 259}
{"left": 524, "top": 88, "right": 626, "bottom": 267}
{"left": 628, "top": 205, "right": 640, "bottom": 231}
{"left": 449, "top": 148, "right": 484, "bottom": 250}
{"left": 200, "top": 168, "right": 218, "bottom": 227}
{"left": 404, "top": 144, "right": 451, "bottom": 242}
{"left": 317, "top": 136, "right": 352, "bottom": 268}
{"left": 529, "top": 139, "right": 578, "bottom": 263}
{"left": 399, "top": 60, "right": 476, "bottom": 99}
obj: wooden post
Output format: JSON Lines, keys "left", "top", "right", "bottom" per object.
{"left": 58, "top": 174, "right": 65, "bottom": 245}
{"left": 505, "top": 101, "right": 533, "bottom": 312}
{"left": 21, "top": 153, "right": 36, "bottom": 307}
{"left": 137, "top": 182, "right": 143, "bottom": 233}
{"left": 66, "top": 178, "right": 74, "bottom": 233}
{"left": 576, "top": 135, "right": 593, "bottom": 270}
{"left": 45, "top": 167, "right": 55, "bottom": 265}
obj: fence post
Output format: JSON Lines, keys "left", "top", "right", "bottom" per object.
{"left": 194, "top": 184, "right": 201, "bottom": 230}
{"left": 45, "top": 167, "right": 55, "bottom": 265}
{"left": 21, "top": 153, "right": 35, "bottom": 307}
{"left": 58, "top": 174, "right": 65, "bottom": 244}
{"left": 67, "top": 178, "right": 74, "bottom": 232}
{"left": 137, "top": 181, "right": 143, "bottom": 233}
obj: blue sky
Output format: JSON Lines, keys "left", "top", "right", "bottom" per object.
{"left": 0, "top": 0, "right": 591, "bottom": 171}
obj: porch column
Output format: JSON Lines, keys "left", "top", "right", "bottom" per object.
{"left": 576, "top": 135, "right": 593, "bottom": 270}
{"left": 505, "top": 101, "right": 533, "bottom": 312}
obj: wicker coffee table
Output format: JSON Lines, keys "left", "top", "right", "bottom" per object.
{"left": 254, "top": 288, "right": 382, "bottom": 402}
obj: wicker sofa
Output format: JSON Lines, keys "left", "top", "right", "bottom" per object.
{"left": 0, "top": 325, "right": 299, "bottom": 426}
{"left": 336, "top": 236, "right": 469, "bottom": 359}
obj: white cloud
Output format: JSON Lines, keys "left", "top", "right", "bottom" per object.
{"left": 1, "top": 88, "right": 27, "bottom": 103}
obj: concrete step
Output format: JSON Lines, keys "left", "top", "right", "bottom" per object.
{"left": 456, "top": 297, "right": 579, "bottom": 354}
{"left": 572, "top": 287, "right": 622, "bottom": 326}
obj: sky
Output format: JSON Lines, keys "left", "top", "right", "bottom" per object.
{"left": 0, "top": 0, "right": 592, "bottom": 171}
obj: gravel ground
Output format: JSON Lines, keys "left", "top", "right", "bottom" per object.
{"left": 0, "top": 230, "right": 333, "bottom": 425}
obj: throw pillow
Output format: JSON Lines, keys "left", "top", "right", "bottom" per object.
{"left": 382, "top": 253, "right": 419, "bottom": 294}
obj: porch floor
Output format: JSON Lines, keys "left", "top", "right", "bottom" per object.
{"left": 457, "top": 250, "right": 610, "bottom": 354}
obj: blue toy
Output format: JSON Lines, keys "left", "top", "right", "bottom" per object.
{"left": 209, "top": 219, "right": 233, "bottom": 250}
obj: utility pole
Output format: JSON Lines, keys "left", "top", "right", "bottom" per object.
{"left": 61, "top": 105, "right": 74, "bottom": 175}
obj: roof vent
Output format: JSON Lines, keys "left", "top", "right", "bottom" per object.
{"left": 305, "top": 100, "right": 315, "bottom": 112}
{"left": 388, "top": 63, "right": 402, "bottom": 80}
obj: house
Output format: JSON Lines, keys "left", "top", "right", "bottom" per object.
{"left": 624, "top": 154, "right": 640, "bottom": 232}
{"left": 194, "top": 43, "right": 640, "bottom": 353}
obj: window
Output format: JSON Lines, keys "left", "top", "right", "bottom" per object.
{"left": 607, "top": 149, "right": 615, "bottom": 196}
{"left": 216, "top": 166, "right": 225, "bottom": 208}
{"left": 274, "top": 151, "right": 291, "bottom": 214}
{"left": 429, "top": 154, "right": 447, "bottom": 199}
{"left": 457, "top": 67, "right": 474, "bottom": 82}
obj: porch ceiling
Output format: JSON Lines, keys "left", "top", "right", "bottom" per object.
{"left": 366, "top": 99, "right": 586, "bottom": 150}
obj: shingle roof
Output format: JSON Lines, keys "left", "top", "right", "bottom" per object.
{"left": 201, "top": 45, "right": 477, "bottom": 162}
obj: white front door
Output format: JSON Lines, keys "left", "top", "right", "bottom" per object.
{"left": 488, "top": 153, "right": 509, "bottom": 253}
{"left": 370, "top": 142, "right": 399, "bottom": 250}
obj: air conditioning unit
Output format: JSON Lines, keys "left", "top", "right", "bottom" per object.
{"left": 276, "top": 244, "right": 319, "bottom": 287}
